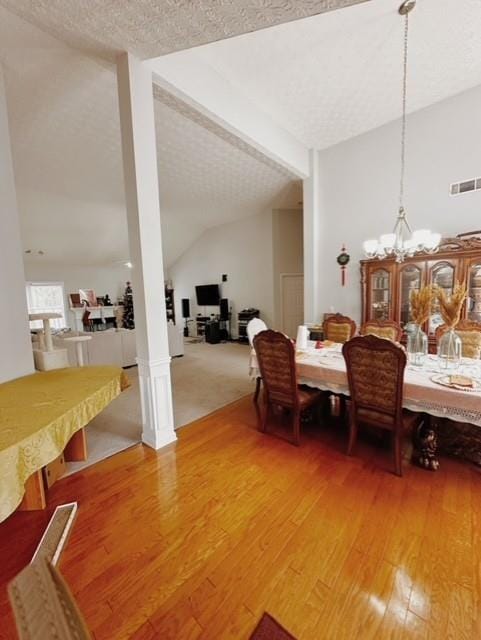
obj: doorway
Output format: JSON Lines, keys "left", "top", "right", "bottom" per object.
{"left": 280, "top": 273, "right": 304, "bottom": 338}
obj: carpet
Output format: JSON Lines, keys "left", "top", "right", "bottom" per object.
{"left": 67, "top": 340, "right": 254, "bottom": 473}
{"left": 249, "top": 613, "right": 297, "bottom": 640}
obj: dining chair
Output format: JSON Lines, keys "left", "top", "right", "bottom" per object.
{"left": 81, "top": 308, "right": 93, "bottom": 332}
{"left": 253, "top": 330, "right": 323, "bottom": 445}
{"left": 247, "top": 318, "right": 268, "bottom": 403}
{"left": 435, "top": 321, "right": 481, "bottom": 359}
{"left": 360, "top": 319, "right": 402, "bottom": 342}
{"left": 342, "top": 334, "right": 423, "bottom": 476}
{"left": 323, "top": 313, "right": 356, "bottom": 343}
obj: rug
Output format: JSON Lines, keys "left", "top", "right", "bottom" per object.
{"left": 67, "top": 341, "right": 254, "bottom": 473}
{"left": 249, "top": 613, "right": 297, "bottom": 640}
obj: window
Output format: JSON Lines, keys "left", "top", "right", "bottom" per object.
{"left": 26, "top": 282, "right": 66, "bottom": 329}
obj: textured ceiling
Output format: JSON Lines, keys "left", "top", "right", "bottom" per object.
{"left": 0, "top": 6, "right": 298, "bottom": 267}
{"left": 4, "top": 0, "right": 481, "bottom": 269}
{"left": 163, "top": 0, "right": 481, "bottom": 150}
{"left": 0, "top": 0, "right": 368, "bottom": 61}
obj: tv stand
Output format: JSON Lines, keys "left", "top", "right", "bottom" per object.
{"left": 195, "top": 316, "right": 210, "bottom": 338}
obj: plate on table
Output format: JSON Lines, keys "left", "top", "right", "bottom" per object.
{"left": 431, "top": 373, "right": 481, "bottom": 392}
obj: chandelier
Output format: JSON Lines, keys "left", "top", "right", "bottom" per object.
{"left": 363, "top": 0, "right": 440, "bottom": 263}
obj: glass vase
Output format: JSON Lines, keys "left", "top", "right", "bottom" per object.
{"left": 438, "top": 328, "right": 462, "bottom": 371}
{"left": 407, "top": 325, "right": 428, "bottom": 366}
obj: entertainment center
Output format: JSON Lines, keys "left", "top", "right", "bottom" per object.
{"left": 181, "top": 283, "right": 261, "bottom": 343}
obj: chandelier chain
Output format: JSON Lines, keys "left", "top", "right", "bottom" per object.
{"left": 399, "top": 12, "right": 409, "bottom": 211}
{"left": 362, "top": 0, "right": 440, "bottom": 263}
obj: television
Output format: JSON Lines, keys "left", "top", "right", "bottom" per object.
{"left": 195, "top": 284, "right": 220, "bottom": 306}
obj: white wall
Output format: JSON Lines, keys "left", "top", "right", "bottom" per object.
{"left": 315, "top": 84, "right": 481, "bottom": 325}
{"left": 23, "top": 262, "right": 132, "bottom": 328}
{"left": 0, "top": 67, "right": 34, "bottom": 382}
{"left": 169, "top": 211, "right": 274, "bottom": 336}
{"left": 16, "top": 187, "right": 129, "bottom": 268}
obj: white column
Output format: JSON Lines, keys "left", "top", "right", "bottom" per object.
{"left": 302, "top": 148, "right": 322, "bottom": 324}
{"left": 116, "top": 52, "right": 176, "bottom": 450}
{"left": 0, "top": 65, "right": 34, "bottom": 383}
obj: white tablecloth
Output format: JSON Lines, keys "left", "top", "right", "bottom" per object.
{"left": 249, "top": 343, "right": 481, "bottom": 427}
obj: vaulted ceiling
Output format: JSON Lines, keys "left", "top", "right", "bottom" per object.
{"left": 1, "top": 0, "right": 481, "bottom": 269}
{"left": 0, "top": 5, "right": 301, "bottom": 267}
{"left": 157, "top": 0, "right": 481, "bottom": 150}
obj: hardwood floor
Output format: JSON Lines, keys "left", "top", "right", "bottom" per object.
{"left": 1, "top": 397, "right": 480, "bottom": 639}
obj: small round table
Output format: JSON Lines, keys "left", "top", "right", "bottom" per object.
{"left": 62, "top": 335, "right": 92, "bottom": 367}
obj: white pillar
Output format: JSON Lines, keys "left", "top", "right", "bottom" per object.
{"left": 116, "top": 52, "right": 176, "bottom": 450}
{"left": 0, "top": 65, "right": 34, "bottom": 383}
{"left": 302, "top": 148, "right": 322, "bottom": 324}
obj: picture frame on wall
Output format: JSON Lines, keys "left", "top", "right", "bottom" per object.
{"left": 79, "top": 288, "right": 97, "bottom": 307}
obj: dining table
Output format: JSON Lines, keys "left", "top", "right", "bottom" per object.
{"left": 0, "top": 365, "right": 130, "bottom": 523}
{"left": 249, "top": 341, "right": 481, "bottom": 470}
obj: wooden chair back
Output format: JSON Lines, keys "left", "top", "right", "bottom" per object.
{"left": 253, "top": 330, "right": 298, "bottom": 408}
{"left": 360, "top": 320, "right": 402, "bottom": 342}
{"left": 435, "top": 320, "right": 481, "bottom": 359}
{"left": 323, "top": 313, "right": 356, "bottom": 344}
{"left": 342, "top": 335, "right": 406, "bottom": 431}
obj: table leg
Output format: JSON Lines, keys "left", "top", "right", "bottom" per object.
{"left": 253, "top": 377, "right": 261, "bottom": 403}
{"left": 64, "top": 428, "right": 88, "bottom": 462}
{"left": 18, "top": 470, "right": 46, "bottom": 511}
{"left": 413, "top": 415, "right": 440, "bottom": 471}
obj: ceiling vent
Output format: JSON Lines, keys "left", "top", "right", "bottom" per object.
{"left": 450, "top": 177, "right": 481, "bottom": 196}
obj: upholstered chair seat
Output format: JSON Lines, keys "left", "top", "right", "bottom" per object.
{"left": 253, "top": 329, "right": 324, "bottom": 445}
{"left": 342, "top": 334, "right": 423, "bottom": 476}
{"left": 357, "top": 407, "right": 419, "bottom": 430}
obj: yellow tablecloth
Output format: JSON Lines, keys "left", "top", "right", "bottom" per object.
{"left": 0, "top": 366, "right": 130, "bottom": 522}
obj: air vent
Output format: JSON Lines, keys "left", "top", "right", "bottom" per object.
{"left": 450, "top": 177, "right": 481, "bottom": 196}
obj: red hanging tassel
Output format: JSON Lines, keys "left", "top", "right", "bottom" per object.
{"left": 337, "top": 244, "right": 350, "bottom": 287}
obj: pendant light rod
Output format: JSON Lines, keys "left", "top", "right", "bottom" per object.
{"left": 363, "top": 0, "right": 441, "bottom": 262}
{"left": 398, "top": 4, "right": 410, "bottom": 212}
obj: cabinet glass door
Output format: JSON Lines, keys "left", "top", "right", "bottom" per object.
{"left": 468, "top": 263, "right": 481, "bottom": 322}
{"left": 369, "top": 269, "right": 390, "bottom": 320}
{"left": 429, "top": 262, "right": 455, "bottom": 334}
{"left": 399, "top": 264, "right": 423, "bottom": 328}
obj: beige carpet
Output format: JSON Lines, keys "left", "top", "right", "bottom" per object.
{"left": 67, "top": 340, "right": 254, "bottom": 473}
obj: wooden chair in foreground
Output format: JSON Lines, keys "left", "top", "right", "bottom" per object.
{"left": 323, "top": 313, "right": 356, "bottom": 343}
{"left": 435, "top": 320, "right": 481, "bottom": 359}
{"left": 342, "top": 335, "right": 423, "bottom": 476}
{"left": 253, "top": 330, "right": 323, "bottom": 445}
{"left": 247, "top": 317, "right": 268, "bottom": 403}
{"left": 360, "top": 319, "right": 402, "bottom": 342}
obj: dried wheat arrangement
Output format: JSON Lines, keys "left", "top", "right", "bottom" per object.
{"left": 435, "top": 282, "right": 467, "bottom": 329}
{"left": 410, "top": 285, "right": 436, "bottom": 325}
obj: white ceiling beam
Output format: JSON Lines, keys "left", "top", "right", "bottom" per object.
{"left": 149, "top": 56, "right": 309, "bottom": 179}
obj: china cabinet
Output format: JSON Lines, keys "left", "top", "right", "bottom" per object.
{"left": 361, "top": 234, "right": 481, "bottom": 349}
